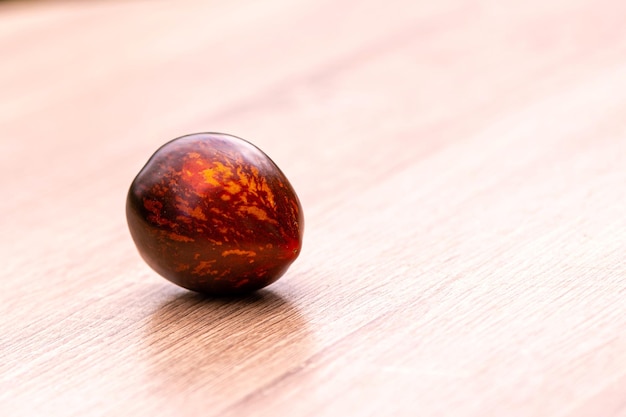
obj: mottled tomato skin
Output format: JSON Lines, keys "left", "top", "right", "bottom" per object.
{"left": 126, "top": 133, "right": 303, "bottom": 295}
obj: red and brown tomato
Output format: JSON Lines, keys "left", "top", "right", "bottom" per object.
{"left": 126, "top": 133, "right": 304, "bottom": 295}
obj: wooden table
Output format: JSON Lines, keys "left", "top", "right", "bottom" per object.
{"left": 1, "top": 1, "right": 625, "bottom": 416}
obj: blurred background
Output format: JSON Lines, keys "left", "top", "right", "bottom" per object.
{"left": 2, "top": 0, "right": 625, "bottom": 213}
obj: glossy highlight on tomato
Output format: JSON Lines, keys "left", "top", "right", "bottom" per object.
{"left": 126, "top": 133, "right": 304, "bottom": 295}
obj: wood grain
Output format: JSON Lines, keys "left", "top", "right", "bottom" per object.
{"left": 1, "top": 0, "right": 625, "bottom": 416}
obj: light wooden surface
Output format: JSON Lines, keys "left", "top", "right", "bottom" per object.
{"left": 1, "top": 0, "right": 626, "bottom": 416}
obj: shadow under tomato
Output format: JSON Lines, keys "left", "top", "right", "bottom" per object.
{"left": 144, "top": 287, "right": 311, "bottom": 397}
